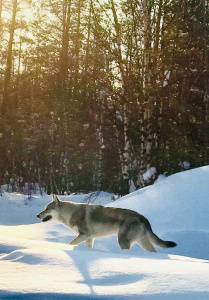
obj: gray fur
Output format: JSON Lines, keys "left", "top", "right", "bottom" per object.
{"left": 37, "top": 195, "right": 177, "bottom": 252}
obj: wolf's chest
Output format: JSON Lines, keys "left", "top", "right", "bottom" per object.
{"left": 71, "top": 225, "right": 79, "bottom": 233}
{"left": 59, "top": 216, "right": 79, "bottom": 233}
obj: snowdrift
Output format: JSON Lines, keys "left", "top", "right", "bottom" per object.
{"left": 108, "top": 166, "right": 209, "bottom": 259}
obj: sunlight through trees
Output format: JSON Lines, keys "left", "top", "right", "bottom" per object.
{"left": 0, "top": 0, "right": 209, "bottom": 194}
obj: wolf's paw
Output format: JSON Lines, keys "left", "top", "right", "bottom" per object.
{"left": 69, "top": 241, "right": 77, "bottom": 245}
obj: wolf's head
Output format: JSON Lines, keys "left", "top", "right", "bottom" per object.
{"left": 37, "top": 195, "right": 60, "bottom": 222}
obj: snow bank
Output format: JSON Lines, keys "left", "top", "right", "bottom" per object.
{"left": 108, "top": 166, "right": 209, "bottom": 259}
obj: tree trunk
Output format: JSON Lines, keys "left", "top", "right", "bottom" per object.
{"left": 2, "top": 0, "right": 18, "bottom": 116}
{"left": 138, "top": 0, "right": 155, "bottom": 187}
{"left": 0, "top": 0, "right": 3, "bottom": 34}
{"left": 74, "top": 0, "right": 81, "bottom": 91}
{"left": 110, "top": 0, "right": 130, "bottom": 192}
{"left": 60, "top": 0, "right": 72, "bottom": 89}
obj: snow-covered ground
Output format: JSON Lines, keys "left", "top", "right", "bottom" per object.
{"left": 1, "top": 166, "right": 209, "bottom": 299}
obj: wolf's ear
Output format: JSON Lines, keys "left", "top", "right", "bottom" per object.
{"left": 52, "top": 194, "right": 60, "bottom": 205}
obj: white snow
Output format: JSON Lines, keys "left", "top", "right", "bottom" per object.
{"left": 1, "top": 166, "right": 209, "bottom": 299}
{"left": 154, "top": 173, "right": 166, "bottom": 183}
{"left": 129, "top": 180, "right": 136, "bottom": 193}
{"left": 142, "top": 167, "right": 156, "bottom": 182}
{"left": 163, "top": 70, "right": 171, "bottom": 87}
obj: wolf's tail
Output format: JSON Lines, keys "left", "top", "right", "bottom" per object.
{"left": 148, "top": 232, "right": 177, "bottom": 249}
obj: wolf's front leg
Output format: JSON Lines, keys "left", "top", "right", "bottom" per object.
{"left": 85, "top": 238, "right": 94, "bottom": 248}
{"left": 69, "top": 233, "right": 89, "bottom": 246}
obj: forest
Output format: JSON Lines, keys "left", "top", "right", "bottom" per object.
{"left": 0, "top": 0, "right": 209, "bottom": 195}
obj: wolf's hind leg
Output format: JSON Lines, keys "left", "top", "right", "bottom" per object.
{"left": 85, "top": 238, "right": 94, "bottom": 248}
{"left": 117, "top": 218, "right": 138, "bottom": 250}
{"left": 69, "top": 233, "right": 89, "bottom": 246}
{"left": 118, "top": 236, "right": 131, "bottom": 249}
{"left": 137, "top": 235, "right": 157, "bottom": 252}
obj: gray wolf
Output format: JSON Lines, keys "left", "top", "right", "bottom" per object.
{"left": 37, "top": 195, "right": 176, "bottom": 252}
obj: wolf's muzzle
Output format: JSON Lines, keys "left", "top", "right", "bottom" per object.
{"left": 37, "top": 213, "right": 52, "bottom": 222}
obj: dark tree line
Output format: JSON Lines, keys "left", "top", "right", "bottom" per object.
{"left": 0, "top": 0, "right": 209, "bottom": 195}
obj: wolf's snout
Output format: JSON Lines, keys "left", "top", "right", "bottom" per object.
{"left": 37, "top": 213, "right": 41, "bottom": 219}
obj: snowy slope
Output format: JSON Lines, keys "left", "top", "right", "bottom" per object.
{"left": 1, "top": 166, "right": 209, "bottom": 299}
{"left": 107, "top": 166, "right": 209, "bottom": 260}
